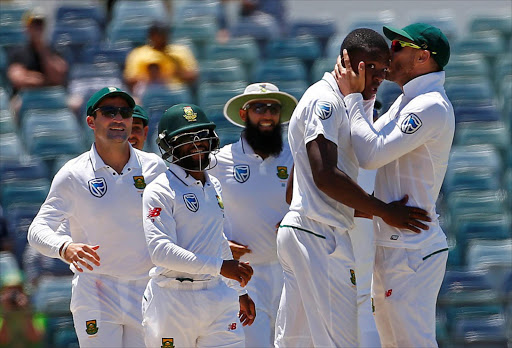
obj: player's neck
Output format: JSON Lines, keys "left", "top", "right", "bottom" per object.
{"left": 94, "top": 141, "right": 131, "bottom": 174}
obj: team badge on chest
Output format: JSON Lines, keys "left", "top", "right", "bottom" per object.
{"left": 161, "top": 338, "right": 174, "bottom": 348}
{"left": 216, "top": 194, "right": 224, "bottom": 209}
{"left": 88, "top": 178, "right": 107, "bottom": 198}
{"left": 233, "top": 164, "right": 250, "bottom": 183}
{"left": 183, "top": 193, "right": 199, "bottom": 212}
{"left": 276, "top": 166, "right": 289, "bottom": 179}
{"left": 133, "top": 176, "right": 146, "bottom": 189}
{"left": 85, "top": 320, "right": 98, "bottom": 335}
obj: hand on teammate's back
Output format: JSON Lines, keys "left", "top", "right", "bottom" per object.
{"left": 228, "top": 240, "right": 252, "bottom": 260}
{"left": 381, "top": 195, "right": 431, "bottom": 233}
{"left": 63, "top": 243, "right": 101, "bottom": 272}
{"left": 238, "top": 293, "right": 256, "bottom": 326}
{"left": 220, "top": 260, "right": 253, "bottom": 287}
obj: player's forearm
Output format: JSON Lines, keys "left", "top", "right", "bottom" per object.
{"left": 28, "top": 218, "right": 72, "bottom": 259}
{"left": 147, "top": 236, "right": 223, "bottom": 276}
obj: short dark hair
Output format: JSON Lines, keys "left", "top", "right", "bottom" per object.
{"left": 148, "top": 21, "right": 169, "bottom": 36}
{"left": 340, "top": 28, "right": 389, "bottom": 61}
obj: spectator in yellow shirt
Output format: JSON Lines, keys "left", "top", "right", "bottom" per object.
{"left": 124, "top": 21, "right": 198, "bottom": 92}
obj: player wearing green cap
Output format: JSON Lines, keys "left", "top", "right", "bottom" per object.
{"left": 129, "top": 105, "right": 150, "bottom": 150}
{"left": 28, "top": 87, "right": 167, "bottom": 347}
{"left": 141, "top": 104, "right": 256, "bottom": 347}
{"left": 335, "top": 23, "right": 454, "bottom": 347}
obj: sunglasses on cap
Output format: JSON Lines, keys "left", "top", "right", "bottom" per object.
{"left": 391, "top": 40, "right": 437, "bottom": 55}
{"left": 93, "top": 106, "right": 134, "bottom": 119}
{"left": 243, "top": 103, "right": 282, "bottom": 115}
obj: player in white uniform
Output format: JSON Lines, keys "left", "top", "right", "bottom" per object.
{"left": 28, "top": 87, "right": 167, "bottom": 347}
{"left": 336, "top": 23, "right": 454, "bottom": 347}
{"left": 142, "top": 103, "right": 256, "bottom": 348}
{"left": 208, "top": 83, "right": 297, "bottom": 347}
{"left": 275, "top": 28, "right": 432, "bottom": 348}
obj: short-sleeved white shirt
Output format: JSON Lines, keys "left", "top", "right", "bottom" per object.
{"left": 28, "top": 144, "right": 167, "bottom": 280}
{"left": 287, "top": 72, "right": 359, "bottom": 230}
{"left": 209, "top": 135, "right": 293, "bottom": 265}
{"left": 344, "top": 72, "right": 455, "bottom": 251}
{"left": 143, "top": 164, "right": 232, "bottom": 281}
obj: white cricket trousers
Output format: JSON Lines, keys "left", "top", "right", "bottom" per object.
{"left": 70, "top": 273, "right": 148, "bottom": 347}
{"left": 243, "top": 262, "right": 283, "bottom": 348}
{"left": 373, "top": 246, "right": 448, "bottom": 348}
{"left": 349, "top": 217, "right": 380, "bottom": 348}
{"left": 142, "top": 277, "right": 245, "bottom": 348}
{"left": 275, "top": 212, "right": 357, "bottom": 348}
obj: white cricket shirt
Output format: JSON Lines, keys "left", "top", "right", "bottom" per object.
{"left": 344, "top": 72, "right": 455, "bottom": 251}
{"left": 209, "top": 135, "right": 293, "bottom": 265}
{"left": 28, "top": 144, "right": 167, "bottom": 280}
{"left": 143, "top": 164, "right": 233, "bottom": 281}
{"left": 287, "top": 72, "right": 360, "bottom": 230}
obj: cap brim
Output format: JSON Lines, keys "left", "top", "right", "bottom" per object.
{"left": 383, "top": 25, "right": 415, "bottom": 42}
{"left": 132, "top": 115, "right": 149, "bottom": 126}
{"left": 223, "top": 92, "right": 298, "bottom": 128}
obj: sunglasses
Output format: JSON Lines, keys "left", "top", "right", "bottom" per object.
{"left": 94, "top": 106, "right": 133, "bottom": 119}
{"left": 391, "top": 40, "right": 437, "bottom": 55}
{"left": 244, "top": 103, "right": 282, "bottom": 115}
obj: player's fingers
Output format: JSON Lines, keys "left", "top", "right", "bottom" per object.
{"left": 409, "top": 219, "right": 429, "bottom": 231}
{"left": 358, "top": 61, "right": 365, "bottom": 74}
{"left": 80, "top": 251, "right": 101, "bottom": 266}
{"left": 412, "top": 209, "right": 431, "bottom": 221}
{"left": 404, "top": 224, "right": 421, "bottom": 234}
{"left": 72, "top": 260, "right": 84, "bottom": 272}
{"left": 83, "top": 245, "right": 101, "bottom": 261}
{"left": 76, "top": 257, "right": 94, "bottom": 271}
{"left": 240, "top": 262, "right": 253, "bottom": 276}
{"left": 400, "top": 194, "right": 409, "bottom": 204}
{"left": 343, "top": 49, "right": 352, "bottom": 70}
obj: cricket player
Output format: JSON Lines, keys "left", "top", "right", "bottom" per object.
{"left": 128, "top": 105, "right": 149, "bottom": 150}
{"left": 336, "top": 23, "right": 454, "bottom": 347}
{"left": 209, "top": 83, "right": 297, "bottom": 347}
{"left": 27, "top": 87, "right": 167, "bottom": 347}
{"left": 142, "top": 104, "right": 256, "bottom": 348}
{"left": 275, "top": 28, "right": 432, "bottom": 348}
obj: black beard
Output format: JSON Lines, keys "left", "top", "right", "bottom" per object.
{"left": 244, "top": 119, "right": 283, "bottom": 156}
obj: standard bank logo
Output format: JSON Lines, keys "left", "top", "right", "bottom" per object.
{"left": 315, "top": 101, "right": 333, "bottom": 120}
{"left": 88, "top": 178, "right": 107, "bottom": 198}
{"left": 234, "top": 164, "right": 250, "bottom": 183}
{"left": 183, "top": 193, "right": 199, "bottom": 212}
{"left": 401, "top": 113, "right": 422, "bottom": 134}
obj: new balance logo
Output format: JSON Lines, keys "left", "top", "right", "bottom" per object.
{"left": 147, "top": 207, "right": 162, "bottom": 218}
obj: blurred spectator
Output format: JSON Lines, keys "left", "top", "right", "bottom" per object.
{"left": 124, "top": 21, "right": 198, "bottom": 92}
{"left": 6, "top": 8, "right": 68, "bottom": 95}
{"left": 0, "top": 251, "right": 46, "bottom": 348}
{"left": 131, "top": 59, "right": 167, "bottom": 101}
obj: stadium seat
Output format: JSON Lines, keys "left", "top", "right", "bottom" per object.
{"left": 82, "top": 44, "right": 131, "bottom": 68}
{"left": 439, "top": 269, "right": 500, "bottom": 306}
{"left": 0, "top": 4, "right": 28, "bottom": 27}
{"left": 204, "top": 38, "right": 260, "bottom": 78}
{"left": 55, "top": 4, "right": 106, "bottom": 28}
{"left": 446, "top": 190, "right": 507, "bottom": 219}
{"left": 0, "top": 157, "right": 49, "bottom": 183}
{"left": 32, "top": 275, "right": 74, "bottom": 315}
{"left": 445, "top": 53, "right": 490, "bottom": 80}
{"left": 454, "top": 32, "right": 507, "bottom": 57}
{"left": 107, "top": 18, "right": 152, "bottom": 48}
{"left": 111, "top": 0, "right": 168, "bottom": 22}
{"left": 289, "top": 19, "right": 337, "bottom": 53}
{"left": 197, "top": 81, "right": 246, "bottom": 111}
{"left": 172, "top": 16, "right": 218, "bottom": 59}
{"left": 346, "top": 13, "right": 394, "bottom": 36}
{"left": 173, "top": 0, "right": 221, "bottom": 21}
{"left": 452, "top": 315, "right": 508, "bottom": 347}
{"left": 229, "top": 16, "right": 280, "bottom": 53}
{"left": 454, "top": 122, "right": 510, "bottom": 152}
{"left": 216, "top": 125, "right": 242, "bottom": 147}
{"left": 0, "top": 27, "right": 27, "bottom": 48}
{"left": 413, "top": 12, "right": 458, "bottom": 42}
{"left": 325, "top": 34, "right": 347, "bottom": 59}
{"left": 265, "top": 37, "right": 322, "bottom": 65}
{"left": 253, "top": 58, "right": 307, "bottom": 83}
{"left": 0, "top": 110, "right": 16, "bottom": 134}
{"left": 0, "top": 132, "right": 25, "bottom": 162}
{"left": 0, "top": 88, "right": 9, "bottom": 111}
{"left": 51, "top": 19, "right": 102, "bottom": 63}
{"left": 310, "top": 58, "right": 334, "bottom": 84}
{"left": 199, "top": 59, "right": 246, "bottom": 84}
{"left": 467, "top": 239, "right": 512, "bottom": 288}
{"left": 270, "top": 79, "right": 309, "bottom": 101}
{"left": 469, "top": 15, "right": 512, "bottom": 36}
{"left": 18, "top": 87, "right": 69, "bottom": 121}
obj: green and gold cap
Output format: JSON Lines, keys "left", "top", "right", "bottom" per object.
{"left": 383, "top": 22, "right": 450, "bottom": 68}
{"left": 158, "top": 104, "right": 216, "bottom": 139}
{"left": 86, "top": 87, "right": 135, "bottom": 116}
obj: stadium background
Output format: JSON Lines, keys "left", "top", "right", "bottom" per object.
{"left": 0, "top": 0, "right": 510, "bottom": 347}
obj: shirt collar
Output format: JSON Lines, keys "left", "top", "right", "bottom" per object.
{"left": 168, "top": 163, "right": 212, "bottom": 187}
{"left": 402, "top": 71, "right": 445, "bottom": 99}
{"left": 322, "top": 72, "right": 345, "bottom": 100}
{"left": 89, "top": 143, "right": 141, "bottom": 171}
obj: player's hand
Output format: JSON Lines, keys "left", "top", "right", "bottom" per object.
{"left": 228, "top": 240, "right": 252, "bottom": 260}
{"left": 238, "top": 293, "right": 256, "bottom": 326}
{"left": 354, "top": 209, "right": 373, "bottom": 219}
{"left": 381, "top": 195, "right": 431, "bottom": 233}
{"left": 333, "top": 49, "right": 365, "bottom": 96}
{"left": 63, "top": 243, "right": 101, "bottom": 272}
{"left": 220, "top": 260, "right": 253, "bottom": 287}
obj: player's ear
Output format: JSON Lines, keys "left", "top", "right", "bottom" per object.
{"left": 86, "top": 115, "right": 95, "bottom": 130}
{"left": 239, "top": 109, "right": 247, "bottom": 122}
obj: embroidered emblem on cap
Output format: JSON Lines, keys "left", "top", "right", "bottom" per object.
{"left": 183, "top": 106, "right": 197, "bottom": 122}
{"left": 315, "top": 101, "right": 333, "bottom": 120}
{"left": 108, "top": 87, "right": 117, "bottom": 92}
{"left": 400, "top": 113, "right": 422, "bottom": 134}
{"left": 258, "top": 84, "right": 267, "bottom": 92}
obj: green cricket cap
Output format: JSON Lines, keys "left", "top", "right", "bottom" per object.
{"left": 159, "top": 104, "right": 216, "bottom": 139}
{"left": 383, "top": 22, "right": 450, "bottom": 68}
{"left": 133, "top": 105, "right": 149, "bottom": 126}
{"left": 86, "top": 87, "right": 135, "bottom": 116}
